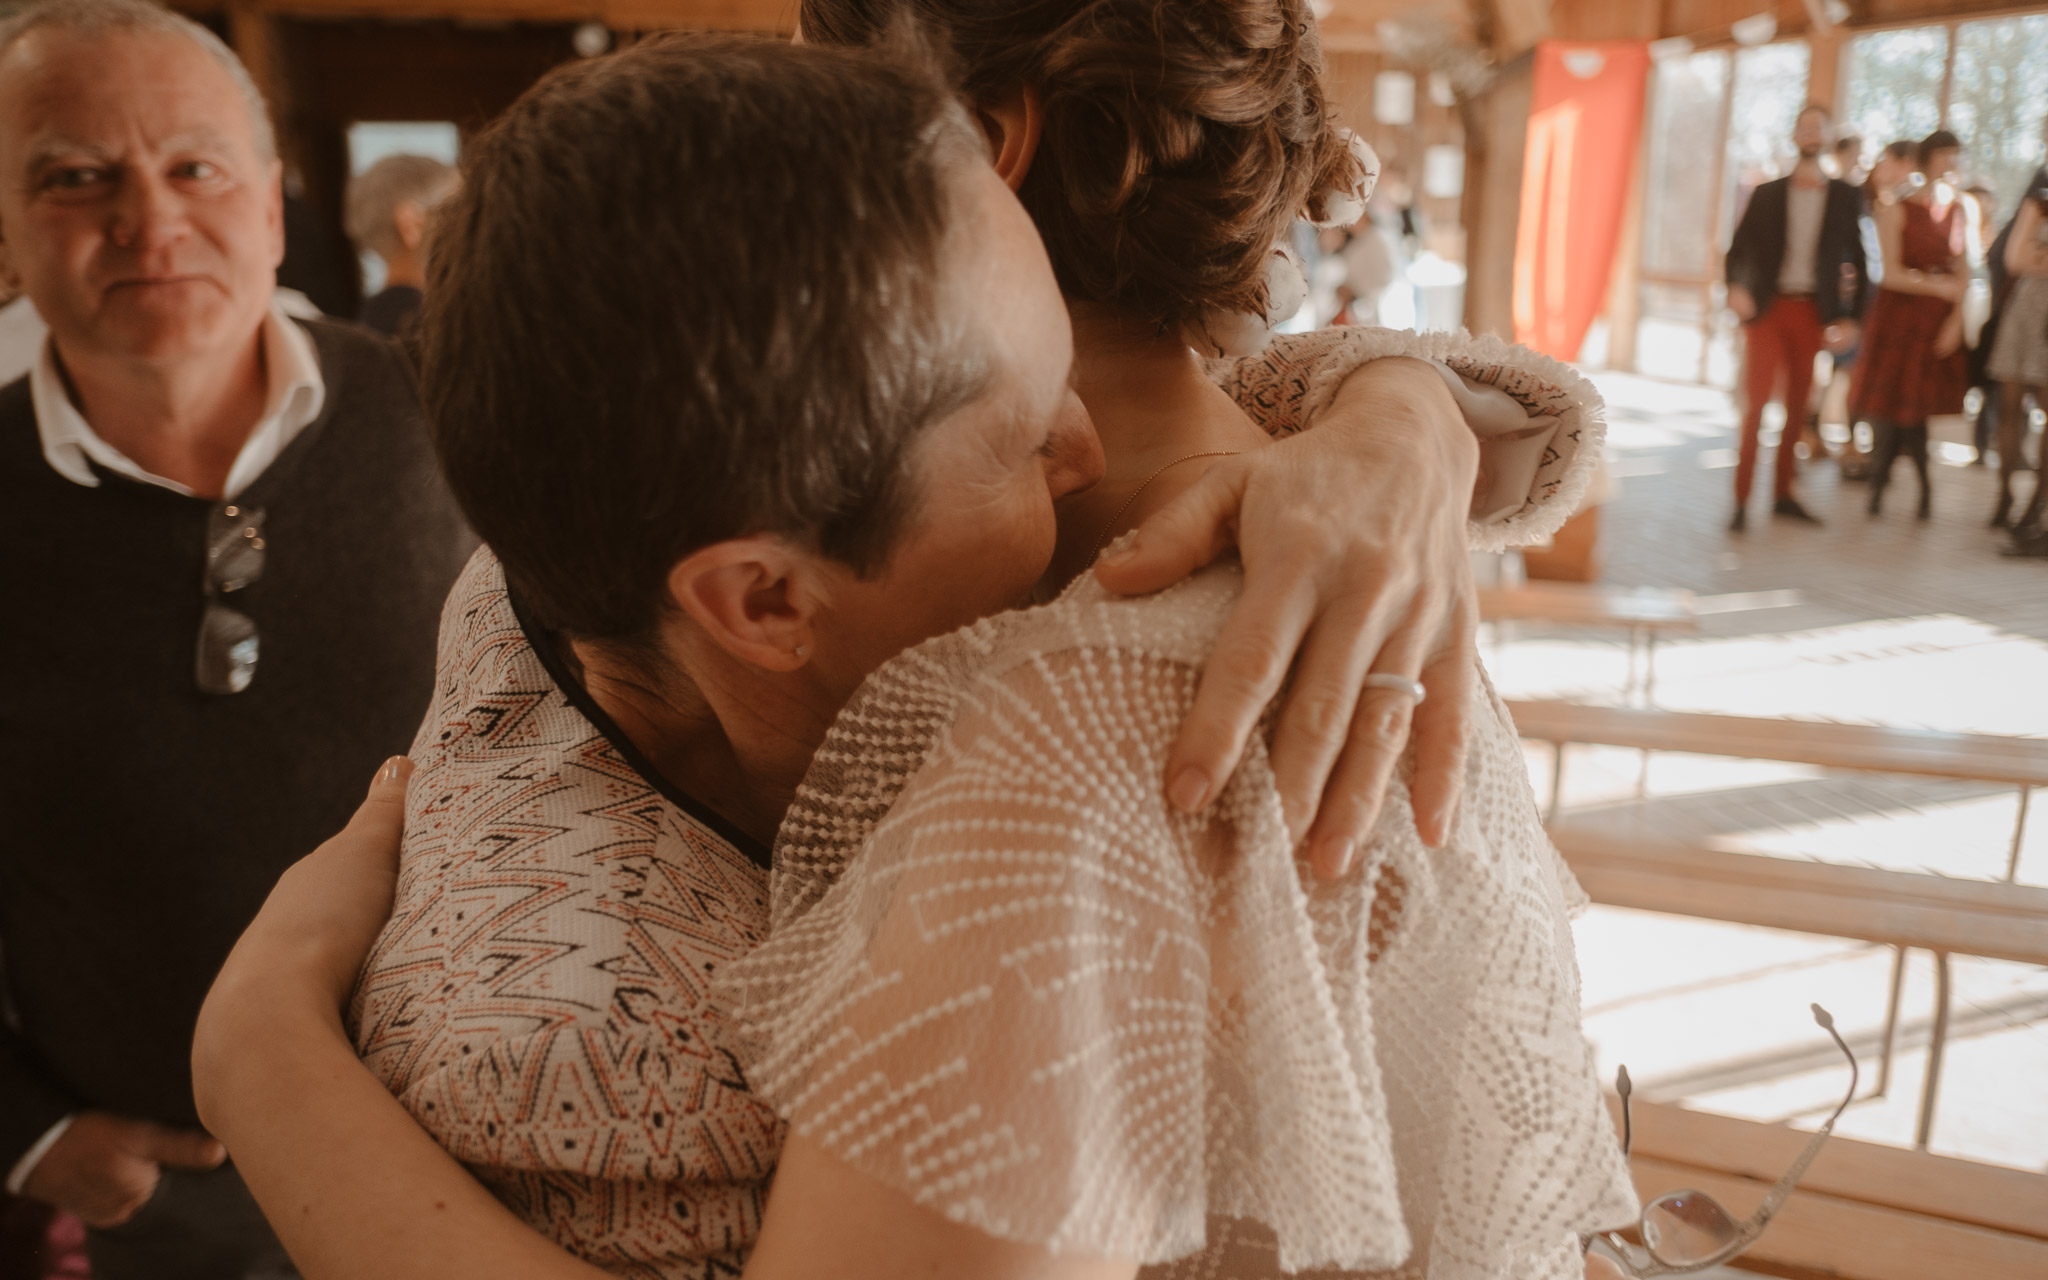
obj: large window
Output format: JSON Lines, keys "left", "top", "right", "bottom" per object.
{"left": 1842, "top": 27, "right": 1949, "bottom": 154}
{"left": 1727, "top": 42, "right": 1813, "bottom": 194}
{"left": 1838, "top": 18, "right": 2048, "bottom": 222}
{"left": 1949, "top": 16, "right": 2048, "bottom": 221}
{"left": 1642, "top": 51, "right": 1728, "bottom": 282}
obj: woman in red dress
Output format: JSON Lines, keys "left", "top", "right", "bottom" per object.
{"left": 1851, "top": 129, "right": 1974, "bottom": 517}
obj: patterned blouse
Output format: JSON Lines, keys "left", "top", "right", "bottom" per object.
{"left": 350, "top": 328, "right": 1613, "bottom": 1277}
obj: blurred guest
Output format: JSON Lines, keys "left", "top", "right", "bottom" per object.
{"left": 1963, "top": 178, "right": 2000, "bottom": 467}
{"left": 1834, "top": 140, "right": 1921, "bottom": 479}
{"left": 1985, "top": 113, "right": 2048, "bottom": 537}
{"left": 1852, "top": 130, "right": 1975, "bottom": 518}
{"left": 1831, "top": 133, "right": 1865, "bottom": 185}
{"left": 1334, "top": 218, "right": 1394, "bottom": 326}
{"left": 344, "top": 153, "right": 457, "bottom": 337}
{"left": 1987, "top": 168, "right": 2048, "bottom": 531}
{"left": 1724, "top": 103, "right": 1868, "bottom": 529}
{"left": 0, "top": 3, "right": 471, "bottom": 1276}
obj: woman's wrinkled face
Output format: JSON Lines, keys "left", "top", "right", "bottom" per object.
{"left": 804, "top": 163, "right": 1102, "bottom": 697}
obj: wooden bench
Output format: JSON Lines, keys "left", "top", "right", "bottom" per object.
{"left": 1479, "top": 584, "right": 1698, "bottom": 704}
{"left": 1615, "top": 1098, "right": 2048, "bottom": 1280}
{"left": 1549, "top": 826, "right": 2048, "bottom": 968}
{"left": 1505, "top": 698, "right": 2048, "bottom": 1154}
{"left": 1507, "top": 699, "right": 2048, "bottom": 793}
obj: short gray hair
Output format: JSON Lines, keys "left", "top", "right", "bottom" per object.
{"left": 0, "top": 0, "right": 277, "bottom": 161}
{"left": 345, "top": 154, "right": 458, "bottom": 259}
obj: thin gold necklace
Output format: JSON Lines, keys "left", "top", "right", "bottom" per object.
{"left": 1092, "top": 450, "right": 1240, "bottom": 558}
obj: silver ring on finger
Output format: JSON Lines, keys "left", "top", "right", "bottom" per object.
{"left": 1364, "top": 672, "right": 1427, "bottom": 705}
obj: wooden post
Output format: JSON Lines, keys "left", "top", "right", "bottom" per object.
{"left": 1459, "top": 52, "right": 1533, "bottom": 338}
{"left": 226, "top": 2, "right": 288, "bottom": 158}
{"left": 1807, "top": 20, "right": 1845, "bottom": 115}
{"left": 1602, "top": 99, "right": 1653, "bottom": 371}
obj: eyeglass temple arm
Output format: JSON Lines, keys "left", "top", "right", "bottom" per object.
{"left": 1617, "top": 1063, "right": 1633, "bottom": 1157}
{"left": 1729, "top": 1005, "right": 1860, "bottom": 1247}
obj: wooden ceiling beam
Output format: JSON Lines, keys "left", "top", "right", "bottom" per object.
{"left": 183, "top": 0, "right": 792, "bottom": 32}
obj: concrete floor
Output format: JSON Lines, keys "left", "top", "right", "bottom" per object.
{"left": 1487, "top": 371, "right": 2048, "bottom": 1178}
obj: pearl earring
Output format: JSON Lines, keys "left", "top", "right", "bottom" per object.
{"left": 793, "top": 644, "right": 809, "bottom": 659}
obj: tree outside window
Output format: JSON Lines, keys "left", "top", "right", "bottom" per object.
{"left": 1842, "top": 27, "right": 1948, "bottom": 160}
{"left": 1949, "top": 16, "right": 2048, "bottom": 223}
{"left": 1725, "top": 42, "right": 1813, "bottom": 230}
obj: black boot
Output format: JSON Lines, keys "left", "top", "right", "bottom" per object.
{"left": 1774, "top": 495, "right": 1822, "bottom": 524}
{"left": 1992, "top": 489, "right": 2014, "bottom": 528}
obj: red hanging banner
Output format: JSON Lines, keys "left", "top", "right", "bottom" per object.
{"left": 1513, "top": 40, "right": 1651, "bottom": 362}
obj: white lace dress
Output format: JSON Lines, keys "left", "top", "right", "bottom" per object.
{"left": 718, "top": 562, "right": 1639, "bottom": 1280}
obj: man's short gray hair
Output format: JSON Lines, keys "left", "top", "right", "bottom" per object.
{"left": 0, "top": 0, "right": 277, "bottom": 161}
{"left": 345, "top": 154, "right": 458, "bottom": 260}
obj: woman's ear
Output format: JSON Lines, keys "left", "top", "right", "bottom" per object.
{"left": 978, "top": 82, "right": 1045, "bottom": 192}
{"left": 664, "top": 538, "right": 822, "bottom": 673}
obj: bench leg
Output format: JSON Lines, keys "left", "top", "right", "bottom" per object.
{"left": 1624, "top": 628, "right": 1641, "bottom": 706}
{"left": 1632, "top": 629, "right": 1652, "bottom": 796}
{"left": 1872, "top": 945, "right": 1907, "bottom": 1100}
{"left": 1547, "top": 741, "right": 1566, "bottom": 824}
{"left": 2008, "top": 785, "right": 2032, "bottom": 883}
{"left": 1914, "top": 950, "right": 1952, "bottom": 1152}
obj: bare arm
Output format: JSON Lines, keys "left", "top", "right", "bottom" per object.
{"left": 193, "top": 762, "right": 610, "bottom": 1280}
{"left": 745, "top": 1137, "right": 1132, "bottom": 1280}
{"left": 2007, "top": 201, "right": 2048, "bottom": 277}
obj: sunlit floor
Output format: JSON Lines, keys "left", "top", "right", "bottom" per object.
{"left": 1490, "top": 371, "right": 2048, "bottom": 1178}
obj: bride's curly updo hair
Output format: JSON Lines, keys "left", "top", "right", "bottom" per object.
{"left": 800, "top": 0, "right": 1363, "bottom": 336}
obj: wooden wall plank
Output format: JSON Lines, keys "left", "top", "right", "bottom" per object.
{"left": 192, "top": 0, "right": 792, "bottom": 31}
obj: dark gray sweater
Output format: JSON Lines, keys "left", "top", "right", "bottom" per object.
{"left": 0, "top": 318, "right": 473, "bottom": 1170}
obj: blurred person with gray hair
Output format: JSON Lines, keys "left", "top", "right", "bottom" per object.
{"left": 0, "top": 2, "right": 471, "bottom": 1275}
{"left": 345, "top": 153, "right": 456, "bottom": 337}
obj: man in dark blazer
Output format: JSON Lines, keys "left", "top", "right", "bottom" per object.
{"left": 1724, "top": 103, "right": 1870, "bottom": 530}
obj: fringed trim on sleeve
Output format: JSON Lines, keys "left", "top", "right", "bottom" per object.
{"left": 1212, "top": 327, "right": 1607, "bottom": 552}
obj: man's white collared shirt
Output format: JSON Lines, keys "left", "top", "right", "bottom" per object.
{"left": 32, "top": 296, "right": 327, "bottom": 499}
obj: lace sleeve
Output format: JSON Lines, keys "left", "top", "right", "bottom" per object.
{"left": 1208, "top": 328, "right": 1606, "bottom": 552}
{"left": 722, "top": 636, "right": 1412, "bottom": 1273}
{"left": 722, "top": 572, "right": 1638, "bottom": 1278}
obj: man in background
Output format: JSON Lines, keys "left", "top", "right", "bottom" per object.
{"left": 0, "top": 3, "right": 471, "bottom": 1275}
{"left": 1831, "top": 133, "right": 1865, "bottom": 186}
{"left": 344, "top": 153, "right": 457, "bottom": 337}
{"left": 1725, "top": 103, "right": 1870, "bottom": 530}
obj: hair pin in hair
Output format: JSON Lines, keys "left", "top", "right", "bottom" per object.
{"left": 1310, "top": 130, "right": 1382, "bottom": 229}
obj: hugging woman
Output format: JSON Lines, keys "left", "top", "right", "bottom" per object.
{"left": 195, "top": 10, "right": 1633, "bottom": 1280}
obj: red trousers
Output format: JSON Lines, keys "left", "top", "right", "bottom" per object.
{"left": 1738, "top": 295, "right": 1822, "bottom": 504}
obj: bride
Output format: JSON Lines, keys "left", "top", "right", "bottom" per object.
{"left": 195, "top": 9, "right": 1632, "bottom": 1280}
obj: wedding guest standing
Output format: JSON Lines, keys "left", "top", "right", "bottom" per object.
{"left": 1851, "top": 130, "right": 1974, "bottom": 518}
{"left": 1724, "top": 104, "right": 1868, "bottom": 529}
{"left": 1986, "top": 167, "right": 2048, "bottom": 531}
{"left": 345, "top": 154, "right": 458, "bottom": 338}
